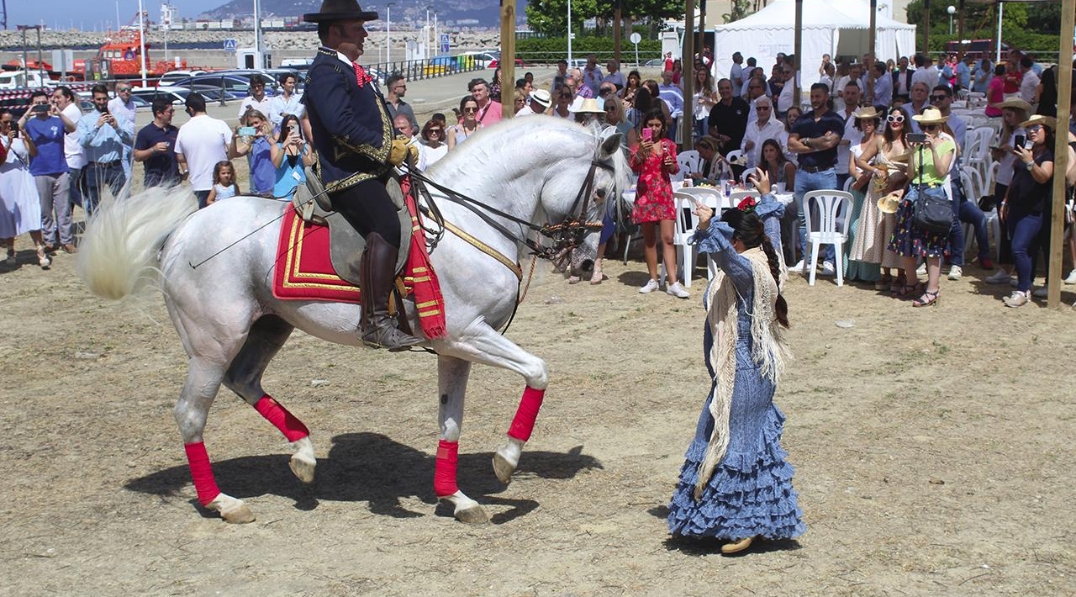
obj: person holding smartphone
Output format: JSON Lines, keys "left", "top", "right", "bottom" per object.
{"left": 630, "top": 109, "right": 687, "bottom": 297}
{"left": 984, "top": 98, "right": 1032, "bottom": 286}
{"left": 270, "top": 114, "right": 315, "bottom": 199}
{"left": 76, "top": 84, "right": 132, "bottom": 217}
{"left": 1000, "top": 115, "right": 1055, "bottom": 307}
{"left": 230, "top": 109, "right": 274, "bottom": 196}
{"left": 22, "top": 90, "right": 77, "bottom": 254}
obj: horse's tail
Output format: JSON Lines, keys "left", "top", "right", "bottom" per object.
{"left": 77, "top": 186, "right": 198, "bottom": 300}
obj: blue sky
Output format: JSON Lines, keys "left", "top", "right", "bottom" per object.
{"left": 10, "top": 0, "right": 224, "bottom": 31}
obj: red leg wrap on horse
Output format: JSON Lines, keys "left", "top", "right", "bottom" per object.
{"left": 253, "top": 395, "right": 310, "bottom": 442}
{"left": 184, "top": 442, "right": 221, "bottom": 506}
{"left": 507, "top": 386, "right": 545, "bottom": 442}
{"left": 434, "top": 440, "right": 459, "bottom": 497}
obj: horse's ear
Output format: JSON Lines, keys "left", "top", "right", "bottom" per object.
{"left": 599, "top": 132, "right": 622, "bottom": 160}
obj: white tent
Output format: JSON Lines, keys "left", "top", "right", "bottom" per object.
{"left": 710, "top": 0, "right": 916, "bottom": 88}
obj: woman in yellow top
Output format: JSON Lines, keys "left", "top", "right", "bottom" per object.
{"left": 887, "top": 108, "right": 956, "bottom": 307}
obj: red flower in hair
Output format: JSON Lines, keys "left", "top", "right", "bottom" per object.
{"left": 736, "top": 196, "right": 757, "bottom": 212}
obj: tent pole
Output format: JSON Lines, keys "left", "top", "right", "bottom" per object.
{"left": 956, "top": 0, "right": 965, "bottom": 61}
{"left": 794, "top": 0, "right": 802, "bottom": 109}
{"left": 1047, "top": 0, "right": 1074, "bottom": 309}
{"left": 995, "top": 2, "right": 1002, "bottom": 64}
{"left": 868, "top": 0, "right": 877, "bottom": 104}
{"left": 681, "top": 0, "right": 695, "bottom": 149}
{"left": 922, "top": 0, "right": 930, "bottom": 56}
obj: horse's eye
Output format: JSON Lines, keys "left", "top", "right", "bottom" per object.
{"left": 595, "top": 189, "right": 607, "bottom": 199}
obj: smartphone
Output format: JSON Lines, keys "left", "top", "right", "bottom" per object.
{"left": 641, "top": 127, "right": 652, "bottom": 142}
{"left": 1014, "top": 134, "right": 1025, "bottom": 149}
{"left": 238, "top": 126, "right": 257, "bottom": 137}
{"left": 31, "top": 104, "right": 49, "bottom": 114}
{"left": 907, "top": 132, "right": 927, "bottom": 144}
{"left": 1023, "top": 139, "right": 1034, "bottom": 150}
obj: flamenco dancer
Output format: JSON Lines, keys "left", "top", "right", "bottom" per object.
{"left": 666, "top": 191, "right": 805, "bottom": 555}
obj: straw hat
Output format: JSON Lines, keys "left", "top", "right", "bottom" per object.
{"left": 996, "top": 97, "right": 1032, "bottom": 113}
{"left": 570, "top": 97, "right": 605, "bottom": 115}
{"left": 877, "top": 192, "right": 902, "bottom": 214}
{"left": 1019, "top": 114, "right": 1056, "bottom": 131}
{"left": 853, "top": 106, "right": 881, "bottom": 120}
{"left": 529, "top": 89, "right": 552, "bottom": 109}
{"left": 911, "top": 107, "right": 948, "bottom": 125}
{"left": 568, "top": 96, "right": 586, "bottom": 113}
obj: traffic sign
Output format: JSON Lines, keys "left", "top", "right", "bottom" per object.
{"left": 629, "top": 32, "right": 641, "bottom": 45}
{"left": 223, "top": 39, "right": 238, "bottom": 52}
{"left": 439, "top": 34, "right": 450, "bottom": 54}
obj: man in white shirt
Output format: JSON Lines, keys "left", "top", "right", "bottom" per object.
{"left": 741, "top": 96, "right": 786, "bottom": 170}
{"left": 911, "top": 54, "right": 939, "bottom": 91}
{"left": 51, "top": 86, "right": 87, "bottom": 214}
{"left": 836, "top": 81, "right": 863, "bottom": 189}
{"left": 516, "top": 89, "right": 552, "bottom": 116}
{"left": 777, "top": 65, "right": 796, "bottom": 116}
{"left": 744, "top": 77, "right": 768, "bottom": 127}
{"left": 730, "top": 52, "right": 744, "bottom": 96}
{"left": 1018, "top": 56, "right": 1040, "bottom": 105}
{"left": 107, "top": 82, "right": 137, "bottom": 178}
{"left": 267, "top": 72, "right": 307, "bottom": 135}
{"left": 176, "top": 92, "right": 234, "bottom": 209}
{"left": 237, "top": 74, "right": 272, "bottom": 120}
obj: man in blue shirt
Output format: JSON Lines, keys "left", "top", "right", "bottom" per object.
{"left": 77, "top": 84, "right": 133, "bottom": 214}
{"left": 18, "top": 90, "right": 77, "bottom": 253}
{"left": 955, "top": 54, "right": 974, "bottom": 92}
{"left": 787, "top": 83, "right": 846, "bottom": 276}
{"left": 133, "top": 98, "right": 180, "bottom": 187}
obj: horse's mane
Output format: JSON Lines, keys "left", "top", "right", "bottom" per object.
{"left": 426, "top": 116, "right": 632, "bottom": 195}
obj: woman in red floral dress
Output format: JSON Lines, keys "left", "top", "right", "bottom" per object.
{"left": 631, "top": 109, "right": 688, "bottom": 297}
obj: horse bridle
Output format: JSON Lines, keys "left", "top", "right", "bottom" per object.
{"left": 406, "top": 157, "right": 614, "bottom": 261}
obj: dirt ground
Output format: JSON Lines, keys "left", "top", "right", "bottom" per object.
{"left": 2, "top": 199, "right": 1076, "bottom": 596}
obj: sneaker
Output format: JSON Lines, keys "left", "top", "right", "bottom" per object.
{"left": 979, "top": 257, "right": 994, "bottom": 270}
{"left": 984, "top": 270, "right": 1012, "bottom": 285}
{"left": 792, "top": 259, "right": 808, "bottom": 274}
{"left": 947, "top": 265, "right": 963, "bottom": 281}
{"left": 666, "top": 281, "right": 691, "bottom": 299}
{"left": 916, "top": 263, "right": 927, "bottom": 276}
{"left": 1064, "top": 269, "right": 1076, "bottom": 285}
{"left": 639, "top": 279, "right": 660, "bottom": 294}
{"left": 819, "top": 261, "right": 836, "bottom": 277}
{"left": 1003, "top": 290, "right": 1030, "bottom": 308}
{"left": 1032, "top": 287, "right": 1048, "bottom": 298}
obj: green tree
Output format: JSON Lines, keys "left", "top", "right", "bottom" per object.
{"left": 722, "top": 0, "right": 753, "bottom": 23}
{"left": 525, "top": 0, "right": 682, "bottom": 37}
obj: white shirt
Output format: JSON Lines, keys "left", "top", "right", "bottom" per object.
{"left": 837, "top": 108, "right": 862, "bottom": 175}
{"left": 1019, "top": 70, "right": 1040, "bottom": 104}
{"left": 911, "top": 66, "right": 939, "bottom": 91}
{"left": 60, "top": 102, "right": 87, "bottom": 169}
{"left": 777, "top": 77, "right": 795, "bottom": 113}
{"left": 238, "top": 95, "right": 273, "bottom": 120}
{"left": 995, "top": 127, "right": 1025, "bottom": 186}
{"left": 421, "top": 143, "right": 448, "bottom": 168}
{"left": 175, "top": 114, "right": 234, "bottom": 191}
{"left": 741, "top": 117, "right": 787, "bottom": 170}
{"left": 108, "top": 97, "right": 136, "bottom": 128}
{"left": 268, "top": 92, "right": 305, "bottom": 129}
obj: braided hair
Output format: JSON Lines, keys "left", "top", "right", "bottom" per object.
{"left": 719, "top": 208, "right": 791, "bottom": 328}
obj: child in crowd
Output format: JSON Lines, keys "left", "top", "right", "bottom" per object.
{"left": 206, "top": 160, "right": 240, "bottom": 205}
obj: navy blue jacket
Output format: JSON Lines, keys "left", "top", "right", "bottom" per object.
{"left": 303, "top": 47, "right": 395, "bottom": 192}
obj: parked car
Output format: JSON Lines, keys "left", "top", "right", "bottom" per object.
{"left": 132, "top": 85, "right": 233, "bottom": 106}
{"left": 168, "top": 73, "right": 275, "bottom": 98}
{"left": 157, "top": 70, "right": 207, "bottom": 87}
{"left": 643, "top": 58, "right": 665, "bottom": 67}
{"left": 488, "top": 55, "right": 525, "bottom": 69}
{"left": 461, "top": 51, "right": 498, "bottom": 69}
{"left": 423, "top": 55, "right": 458, "bottom": 76}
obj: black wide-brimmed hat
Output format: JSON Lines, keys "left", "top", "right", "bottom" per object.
{"left": 303, "top": 0, "right": 378, "bottom": 23}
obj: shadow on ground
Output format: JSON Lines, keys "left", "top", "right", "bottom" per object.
{"left": 125, "top": 432, "right": 603, "bottom": 523}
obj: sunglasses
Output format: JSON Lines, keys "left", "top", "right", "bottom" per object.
{"left": 600, "top": 89, "right": 614, "bottom": 96}
{"left": 756, "top": 106, "right": 771, "bottom": 111}
{"left": 922, "top": 124, "right": 939, "bottom": 130}
{"left": 930, "top": 95, "right": 949, "bottom": 102}
{"left": 1026, "top": 124, "right": 1043, "bottom": 133}
{"left": 463, "top": 107, "right": 478, "bottom": 113}
{"left": 604, "top": 105, "right": 617, "bottom": 111}
{"left": 887, "top": 114, "right": 905, "bottom": 123}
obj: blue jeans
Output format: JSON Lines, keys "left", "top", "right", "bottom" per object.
{"left": 194, "top": 190, "right": 211, "bottom": 209}
{"left": 794, "top": 167, "right": 838, "bottom": 264}
{"left": 948, "top": 198, "right": 990, "bottom": 267}
{"left": 84, "top": 162, "right": 127, "bottom": 216}
{"left": 1009, "top": 211, "right": 1043, "bottom": 292}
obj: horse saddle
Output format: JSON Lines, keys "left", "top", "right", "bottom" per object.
{"left": 291, "top": 165, "right": 412, "bottom": 287}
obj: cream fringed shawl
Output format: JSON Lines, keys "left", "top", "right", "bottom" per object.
{"left": 693, "top": 246, "right": 793, "bottom": 501}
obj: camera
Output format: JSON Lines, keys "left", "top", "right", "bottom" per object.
{"left": 907, "top": 132, "right": 927, "bottom": 144}
{"left": 31, "top": 104, "right": 49, "bottom": 114}
{"left": 1014, "top": 134, "right": 1025, "bottom": 149}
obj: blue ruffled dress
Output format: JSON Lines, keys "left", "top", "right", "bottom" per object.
{"left": 667, "top": 212, "right": 805, "bottom": 542}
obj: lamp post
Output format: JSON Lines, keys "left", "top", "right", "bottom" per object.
{"left": 386, "top": 3, "right": 394, "bottom": 68}
{"left": 947, "top": 5, "right": 955, "bottom": 36}
{"left": 567, "top": 0, "right": 573, "bottom": 65}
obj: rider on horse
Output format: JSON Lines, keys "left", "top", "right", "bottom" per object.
{"left": 302, "top": 0, "right": 422, "bottom": 351}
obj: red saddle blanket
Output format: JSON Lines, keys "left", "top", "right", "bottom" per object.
{"left": 272, "top": 197, "right": 447, "bottom": 339}
{"left": 273, "top": 205, "right": 362, "bottom": 304}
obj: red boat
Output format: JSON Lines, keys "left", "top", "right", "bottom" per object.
{"left": 72, "top": 16, "right": 186, "bottom": 84}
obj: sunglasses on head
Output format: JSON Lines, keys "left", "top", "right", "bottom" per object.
{"left": 887, "top": 114, "right": 904, "bottom": 123}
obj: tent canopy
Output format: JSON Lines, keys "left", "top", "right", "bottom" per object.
{"left": 711, "top": 0, "right": 916, "bottom": 88}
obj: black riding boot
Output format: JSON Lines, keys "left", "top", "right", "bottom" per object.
{"left": 359, "top": 232, "right": 423, "bottom": 351}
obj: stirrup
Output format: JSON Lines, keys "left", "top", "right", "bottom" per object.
{"left": 361, "top": 324, "right": 423, "bottom": 351}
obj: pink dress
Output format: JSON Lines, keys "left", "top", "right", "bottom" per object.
{"left": 630, "top": 138, "right": 679, "bottom": 224}
{"left": 985, "top": 77, "right": 1004, "bottom": 117}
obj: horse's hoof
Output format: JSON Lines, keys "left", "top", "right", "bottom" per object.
{"left": 455, "top": 504, "right": 490, "bottom": 524}
{"left": 221, "top": 504, "right": 256, "bottom": 524}
{"left": 492, "top": 452, "right": 515, "bottom": 485}
{"left": 289, "top": 455, "right": 316, "bottom": 484}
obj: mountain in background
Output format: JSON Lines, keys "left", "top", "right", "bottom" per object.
{"left": 199, "top": 0, "right": 524, "bottom": 28}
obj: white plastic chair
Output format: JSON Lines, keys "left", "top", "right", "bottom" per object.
{"left": 676, "top": 150, "right": 701, "bottom": 177}
{"left": 842, "top": 176, "right": 855, "bottom": 193}
{"left": 959, "top": 168, "right": 1001, "bottom": 262}
{"left": 802, "top": 190, "right": 853, "bottom": 287}
{"left": 671, "top": 191, "right": 702, "bottom": 287}
{"left": 725, "top": 149, "right": 746, "bottom": 169}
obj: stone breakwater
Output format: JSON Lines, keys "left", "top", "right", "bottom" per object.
{"left": 0, "top": 29, "right": 501, "bottom": 53}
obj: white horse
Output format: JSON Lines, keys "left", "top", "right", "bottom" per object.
{"left": 78, "top": 117, "right": 630, "bottom": 524}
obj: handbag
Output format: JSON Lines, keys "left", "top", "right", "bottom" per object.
{"left": 911, "top": 185, "right": 954, "bottom": 235}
